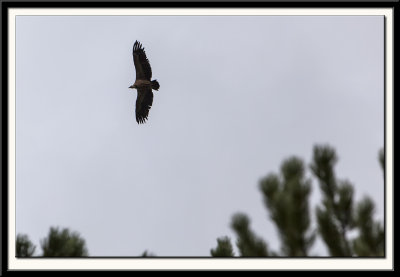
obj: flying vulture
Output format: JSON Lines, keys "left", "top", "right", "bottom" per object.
{"left": 129, "top": 40, "right": 160, "bottom": 124}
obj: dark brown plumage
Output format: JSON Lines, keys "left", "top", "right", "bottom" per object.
{"left": 129, "top": 40, "right": 160, "bottom": 124}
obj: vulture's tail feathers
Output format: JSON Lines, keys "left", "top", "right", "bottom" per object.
{"left": 151, "top": 80, "right": 160, "bottom": 91}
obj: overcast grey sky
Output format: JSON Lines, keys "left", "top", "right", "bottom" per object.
{"left": 16, "top": 15, "right": 383, "bottom": 257}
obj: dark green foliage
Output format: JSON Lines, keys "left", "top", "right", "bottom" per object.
{"left": 337, "top": 181, "right": 355, "bottom": 228}
{"left": 311, "top": 145, "right": 353, "bottom": 256}
{"left": 16, "top": 234, "right": 36, "bottom": 257}
{"left": 352, "top": 197, "right": 384, "bottom": 256}
{"left": 231, "top": 213, "right": 269, "bottom": 257}
{"left": 210, "top": 236, "right": 235, "bottom": 257}
{"left": 259, "top": 157, "right": 315, "bottom": 256}
{"left": 40, "top": 227, "right": 88, "bottom": 257}
{"left": 310, "top": 145, "right": 338, "bottom": 202}
{"left": 315, "top": 206, "right": 346, "bottom": 256}
{"left": 17, "top": 226, "right": 155, "bottom": 257}
{"left": 310, "top": 145, "right": 385, "bottom": 257}
{"left": 141, "top": 250, "right": 156, "bottom": 257}
{"left": 379, "top": 148, "right": 384, "bottom": 172}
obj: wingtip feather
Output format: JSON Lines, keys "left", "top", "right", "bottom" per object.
{"left": 136, "top": 115, "right": 148, "bottom": 124}
{"left": 133, "top": 40, "right": 145, "bottom": 53}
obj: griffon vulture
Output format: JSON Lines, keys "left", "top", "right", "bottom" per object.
{"left": 129, "top": 40, "right": 160, "bottom": 124}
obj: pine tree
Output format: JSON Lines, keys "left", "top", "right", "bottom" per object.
{"left": 141, "top": 250, "right": 156, "bottom": 257}
{"left": 17, "top": 226, "right": 154, "bottom": 257}
{"left": 230, "top": 213, "right": 269, "bottom": 257}
{"left": 310, "top": 145, "right": 354, "bottom": 256}
{"left": 211, "top": 144, "right": 384, "bottom": 257}
{"left": 40, "top": 226, "right": 88, "bottom": 257}
{"left": 259, "top": 157, "right": 315, "bottom": 256}
{"left": 351, "top": 148, "right": 385, "bottom": 256}
{"left": 210, "top": 236, "right": 235, "bottom": 257}
{"left": 352, "top": 197, "right": 384, "bottom": 256}
{"left": 16, "top": 234, "right": 36, "bottom": 257}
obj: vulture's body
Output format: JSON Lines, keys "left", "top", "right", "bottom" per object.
{"left": 129, "top": 41, "right": 160, "bottom": 124}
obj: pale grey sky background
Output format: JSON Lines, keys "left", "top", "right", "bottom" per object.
{"left": 16, "top": 15, "right": 383, "bottom": 257}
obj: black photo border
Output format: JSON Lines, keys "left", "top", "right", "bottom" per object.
{"left": 1, "top": 0, "right": 397, "bottom": 273}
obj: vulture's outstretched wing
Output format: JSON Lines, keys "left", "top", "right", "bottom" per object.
{"left": 135, "top": 87, "right": 154, "bottom": 124}
{"left": 133, "top": 41, "right": 152, "bottom": 81}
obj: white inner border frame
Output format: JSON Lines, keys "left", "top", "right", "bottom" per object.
{"left": 7, "top": 8, "right": 393, "bottom": 270}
